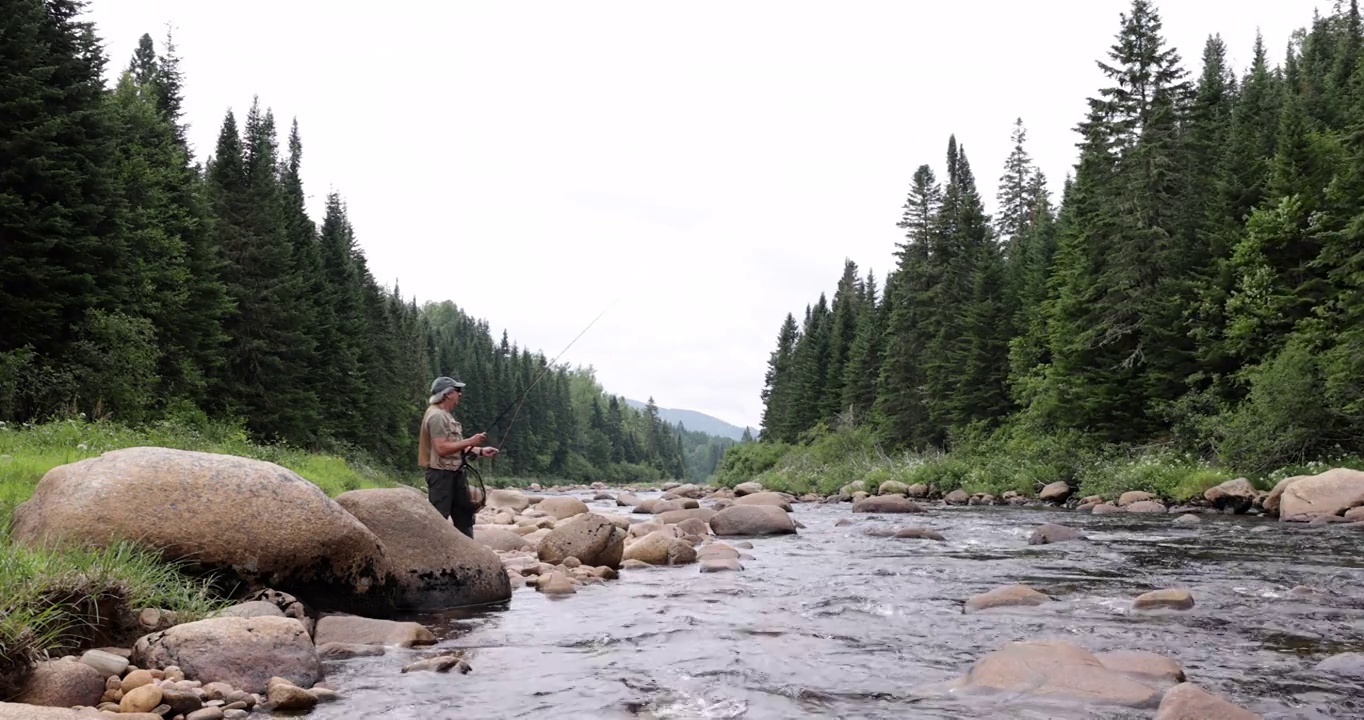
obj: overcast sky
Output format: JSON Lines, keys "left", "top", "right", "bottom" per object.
{"left": 87, "top": 0, "right": 1323, "bottom": 431}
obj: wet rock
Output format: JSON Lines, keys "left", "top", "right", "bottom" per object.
{"left": 1028, "top": 523, "right": 1086, "bottom": 545}
{"left": 1344, "top": 506, "right": 1364, "bottom": 522}
{"left": 652, "top": 498, "right": 701, "bottom": 513}
{"left": 1040, "top": 481, "right": 1073, "bottom": 503}
{"left": 265, "top": 677, "right": 317, "bottom": 712}
{"left": 710, "top": 505, "right": 798, "bottom": 535}
{"left": 878, "top": 480, "right": 910, "bottom": 496}
{"left": 1118, "top": 491, "right": 1158, "bottom": 506}
{"left": 1126, "top": 500, "right": 1168, "bottom": 514}
{"left": 675, "top": 517, "right": 711, "bottom": 537}
{"left": 616, "top": 492, "right": 642, "bottom": 507}
{"left": 537, "top": 513, "right": 626, "bottom": 569}
{"left": 852, "top": 496, "right": 926, "bottom": 514}
{"left": 1173, "top": 514, "right": 1201, "bottom": 527}
{"left": 1133, "top": 588, "right": 1195, "bottom": 611}
{"left": 621, "top": 559, "right": 653, "bottom": 570}
{"left": 8, "top": 447, "right": 393, "bottom": 616}
{"left": 314, "top": 614, "right": 435, "bottom": 648}
{"left": 402, "top": 653, "right": 472, "bottom": 674}
{"left": 696, "top": 543, "right": 740, "bottom": 560}
{"left": 893, "top": 527, "right": 944, "bottom": 541}
{"left": 317, "top": 642, "right": 386, "bottom": 660}
{"left": 944, "top": 489, "right": 970, "bottom": 505}
{"left": 968, "top": 493, "right": 995, "bottom": 506}
{"left": 906, "top": 483, "right": 929, "bottom": 498}
{"left": 949, "top": 639, "right": 1161, "bottom": 708}
{"left": 733, "top": 492, "right": 794, "bottom": 512}
{"left": 1091, "top": 503, "right": 1123, "bottom": 515}
{"left": 19, "top": 657, "right": 105, "bottom": 708}
{"left": 1316, "top": 652, "right": 1364, "bottom": 679}
{"left": 1278, "top": 468, "right": 1364, "bottom": 522}
{"left": 536, "top": 496, "right": 590, "bottom": 520}
{"left": 132, "top": 616, "right": 321, "bottom": 694}
{"left": 1095, "top": 651, "right": 1186, "bottom": 685}
{"left": 1154, "top": 682, "right": 1259, "bottom": 719}
{"left": 699, "top": 558, "right": 742, "bottom": 572}
{"left": 657, "top": 508, "right": 717, "bottom": 525}
{"left": 733, "top": 482, "right": 764, "bottom": 496}
{"left": 623, "top": 531, "right": 698, "bottom": 565}
{"left": 1203, "top": 478, "right": 1258, "bottom": 513}
{"left": 671, "top": 484, "right": 705, "bottom": 499}
{"left": 187, "top": 709, "right": 226, "bottom": 720}
{"left": 964, "top": 584, "right": 1051, "bottom": 613}
{"left": 160, "top": 685, "right": 204, "bottom": 715}
{"left": 536, "top": 571, "right": 577, "bottom": 595}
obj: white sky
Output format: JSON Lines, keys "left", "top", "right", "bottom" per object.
{"left": 86, "top": 0, "right": 1324, "bottom": 431}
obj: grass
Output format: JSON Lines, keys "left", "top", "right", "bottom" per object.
{"left": 712, "top": 423, "right": 1364, "bottom": 503}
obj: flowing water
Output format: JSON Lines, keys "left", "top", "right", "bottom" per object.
{"left": 311, "top": 491, "right": 1364, "bottom": 719}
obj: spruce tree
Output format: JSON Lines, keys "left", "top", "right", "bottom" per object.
{"left": 840, "top": 270, "right": 884, "bottom": 418}
{"left": 822, "top": 259, "right": 862, "bottom": 421}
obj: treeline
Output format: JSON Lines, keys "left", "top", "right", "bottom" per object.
{"left": 0, "top": 0, "right": 726, "bottom": 483}
{"left": 757, "top": 0, "right": 1364, "bottom": 474}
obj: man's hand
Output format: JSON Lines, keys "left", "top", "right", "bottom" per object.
{"left": 481, "top": 447, "right": 500, "bottom": 458}
{"left": 468, "top": 432, "right": 487, "bottom": 446}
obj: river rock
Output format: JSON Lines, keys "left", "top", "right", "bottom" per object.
{"left": 265, "top": 677, "right": 317, "bottom": 712}
{"left": 1092, "top": 503, "right": 1123, "bottom": 514}
{"left": 657, "top": 508, "right": 717, "bottom": 525}
{"left": 709, "top": 505, "right": 798, "bottom": 535}
{"left": 944, "top": 489, "right": 970, "bottom": 505}
{"left": 131, "top": 616, "right": 321, "bottom": 694}
{"left": 905, "top": 483, "right": 929, "bottom": 498}
{"left": 210, "top": 601, "right": 287, "bottom": 621}
{"left": 676, "top": 517, "right": 711, "bottom": 537}
{"left": 1277, "top": 468, "right": 1364, "bottom": 522}
{"left": 616, "top": 492, "right": 643, "bottom": 507}
{"left": 1203, "top": 478, "right": 1257, "bottom": 513}
{"left": 486, "top": 488, "right": 530, "bottom": 511}
{"left": 77, "top": 649, "right": 129, "bottom": 679}
{"left": 1133, "top": 588, "right": 1194, "bottom": 611}
{"left": 878, "top": 480, "right": 910, "bottom": 496}
{"left": 1126, "top": 500, "right": 1168, "bottom": 514}
{"left": 1118, "top": 491, "right": 1158, "bottom": 506}
{"left": 840, "top": 480, "right": 867, "bottom": 495}
{"left": 536, "top": 496, "right": 589, "bottom": 520}
{"left": 120, "top": 683, "right": 162, "bottom": 713}
{"left": 700, "top": 558, "right": 742, "bottom": 572}
{"left": 623, "top": 531, "right": 697, "bottom": 565}
{"left": 187, "top": 709, "right": 226, "bottom": 720}
{"left": 734, "top": 491, "right": 794, "bottom": 511}
{"left": 535, "top": 571, "right": 577, "bottom": 595}
{"left": 18, "top": 657, "right": 106, "bottom": 708}
{"left": 314, "top": 614, "right": 435, "bottom": 647}
{"left": 732, "top": 482, "right": 763, "bottom": 496}
{"left": 1028, "top": 523, "right": 1086, "bottom": 545}
{"left": 402, "top": 653, "right": 471, "bottom": 674}
{"left": 1316, "top": 652, "right": 1364, "bottom": 679}
{"left": 652, "top": 498, "right": 701, "bottom": 513}
{"left": 852, "top": 496, "right": 926, "bottom": 514}
{"left": 949, "top": 639, "right": 1162, "bottom": 708}
{"left": 335, "top": 487, "right": 511, "bottom": 610}
{"left": 1154, "top": 682, "right": 1259, "bottom": 719}
{"left": 893, "top": 527, "right": 944, "bottom": 541}
{"left": 964, "top": 584, "right": 1051, "bottom": 613}
{"left": 1095, "top": 651, "right": 1186, "bottom": 685}
{"left": 160, "top": 685, "right": 204, "bottom": 715}
{"left": 696, "top": 543, "right": 740, "bottom": 560}
{"left": 474, "top": 526, "right": 533, "bottom": 552}
{"left": 9, "top": 447, "right": 392, "bottom": 615}
{"left": 1039, "top": 481, "right": 1073, "bottom": 503}
{"left": 537, "top": 513, "right": 626, "bottom": 569}
{"left": 316, "top": 642, "right": 386, "bottom": 660}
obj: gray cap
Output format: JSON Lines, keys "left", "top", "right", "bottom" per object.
{"left": 428, "top": 376, "right": 466, "bottom": 404}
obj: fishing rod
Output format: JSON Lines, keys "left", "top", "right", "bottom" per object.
{"left": 486, "top": 300, "right": 616, "bottom": 449}
{"left": 462, "top": 300, "right": 613, "bottom": 510}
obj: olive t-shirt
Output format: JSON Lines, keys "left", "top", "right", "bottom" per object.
{"left": 420, "top": 405, "right": 464, "bottom": 471}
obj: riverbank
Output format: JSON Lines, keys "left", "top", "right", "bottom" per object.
{"left": 711, "top": 426, "right": 1364, "bottom": 505}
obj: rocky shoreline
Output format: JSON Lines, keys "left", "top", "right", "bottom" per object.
{"left": 5, "top": 448, "right": 1363, "bottom": 718}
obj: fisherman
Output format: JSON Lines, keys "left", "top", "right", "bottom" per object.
{"left": 418, "top": 376, "right": 498, "bottom": 537}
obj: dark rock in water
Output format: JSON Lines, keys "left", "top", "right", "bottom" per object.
{"left": 1028, "top": 523, "right": 1086, "bottom": 545}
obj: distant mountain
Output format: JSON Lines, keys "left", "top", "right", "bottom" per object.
{"left": 624, "top": 399, "right": 750, "bottom": 441}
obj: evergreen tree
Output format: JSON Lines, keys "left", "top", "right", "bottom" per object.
{"left": 758, "top": 313, "right": 800, "bottom": 442}
{"left": 840, "top": 270, "right": 884, "bottom": 418}
{"left": 822, "top": 259, "right": 861, "bottom": 421}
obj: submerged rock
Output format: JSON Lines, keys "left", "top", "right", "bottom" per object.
{"left": 964, "top": 584, "right": 1051, "bottom": 613}
{"left": 1154, "top": 682, "right": 1259, "bottom": 719}
{"left": 1028, "top": 523, "right": 1086, "bottom": 545}
{"left": 948, "top": 639, "right": 1162, "bottom": 708}
{"left": 1133, "top": 588, "right": 1195, "bottom": 611}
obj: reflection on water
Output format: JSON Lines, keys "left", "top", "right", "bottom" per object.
{"left": 311, "top": 494, "right": 1364, "bottom": 719}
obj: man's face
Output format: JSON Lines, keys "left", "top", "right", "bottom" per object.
{"left": 447, "top": 387, "right": 462, "bottom": 408}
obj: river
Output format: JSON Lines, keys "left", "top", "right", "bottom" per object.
{"left": 310, "top": 490, "right": 1364, "bottom": 719}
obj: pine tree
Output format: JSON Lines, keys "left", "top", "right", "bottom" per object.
{"left": 822, "top": 259, "right": 861, "bottom": 420}
{"left": 840, "top": 270, "right": 884, "bottom": 418}
{"left": 759, "top": 313, "right": 800, "bottom": 442}
{"left": 789, "top": 295, "right": 831, "bottom": 436}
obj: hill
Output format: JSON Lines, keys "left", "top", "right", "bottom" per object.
{"left": 624, "top": 399, "right": 750, "bottom": 441}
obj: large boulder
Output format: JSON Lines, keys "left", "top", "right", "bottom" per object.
{"left": 131, "top": 616, "right": 320, "bottom": 695}
{"left": 1278, "top": 468, "right": 1364, "bottom": 522}
{"left": 709, "top": 505, "right": 797, "bottom": 536}
{"left": 1039, "top": 482, "right": 1072, "bottom": 503}
{"left": 17, "top": 657, "right": 105, "bottom": 708}
{"left": 485, "top": 488, "right": 530, "bottom": 511}
{"left": 9, "top": 447, "right": 392, "bottom": 615}
{"left": 853, "top": 496, "right": 926, "bottom": 514}
{"left": 622, "top": 531, "right": 697, "bottom": 565}
{"left": 657, "top": 508, "right": 717, "bottom": 525}
{"left": 537, "top": 513, "right": 626, "bottom": 569}
{"left": 335, "top": 488, "right": 511, "bottom": 611}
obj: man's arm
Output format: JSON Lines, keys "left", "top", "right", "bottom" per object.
{"left": 433, "top": 432, "right": 486, "bottom": 457}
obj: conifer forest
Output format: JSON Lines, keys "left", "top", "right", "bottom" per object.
{"left": 0, "top": 0, "right": 733, "bottom": 484}
{"left": 755, "top": 0, "right": 1364, "bottom": 478}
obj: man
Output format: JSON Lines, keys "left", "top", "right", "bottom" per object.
{"left": 418, "top": 376, "right": 498, "bottom": 537}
